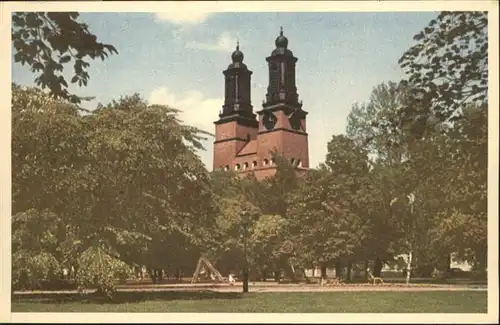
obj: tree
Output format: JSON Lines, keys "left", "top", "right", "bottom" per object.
{"left": 207, "top": 170, "right": 261, "bottom": 278}
{"left": 11, "top": 86, "right": 215, "bottom": 295}
{"left": 345, "top": 81, "right": 449, "bottom": 278}
{"left": 398, "top": 11, "right": 488, "bottom": 125}
{"left": 288, "top": 143, "right": 370, "bottom": 282}
{"left": 248, "top": 214, "right": 293, "bottom": 281}
{"left": 346, "top": 84, "right": 417, "bottom": 275}
{"left": 257, "top": 153, "right": 300, "bottom": 217}
{"left": 12, "top": 12, "right": 118, "bottom": 103}
{"left": 430, "top": 103, "right": 488, "bottom": 269}
{"left": 12, "top": 84, "right": 91, "bottom": 289}
{"left": 83, "top": 94, "right": 215, "bottom": 285}
{"left": 346, "top": 81, "right": 421, "bottom": 163}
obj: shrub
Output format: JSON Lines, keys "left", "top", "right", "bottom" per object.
{"left": 12, "top": 251, "right": 60, "bottom": 290}
{"left": 75, "top": 246, "right": 134, "bottom": 299}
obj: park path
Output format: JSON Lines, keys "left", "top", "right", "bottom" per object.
{"left": 13, "top": 282, "right": 487, "bottom": 295}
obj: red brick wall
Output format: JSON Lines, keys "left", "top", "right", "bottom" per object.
{"left": 281, "top": 131, "right": 309, "bottom": 168}
{"left": 237, "top": 166, "right": 309, "bottom": 181}
{"left": 256, "top": 111, "right": 309, "bottom": 168}
{"left": 213, "top": 121, "right": 258, "bottom": 170}
{"left": 214, "top": 109, "right": 309, "bottom": 178}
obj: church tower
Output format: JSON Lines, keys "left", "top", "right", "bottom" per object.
{"left": 256, "top": 27, "right": 309, "bottom": 172}
{"left": 213, "top": 29, "right": 309, "bottom": 180}
{"left": 213, "top": 43, "right": 259, "bottom": 171}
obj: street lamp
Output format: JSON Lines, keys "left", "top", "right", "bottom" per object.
{"left": 241, "top": 210, "right": 250, "bottom": 293}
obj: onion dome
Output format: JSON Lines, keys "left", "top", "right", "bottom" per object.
{"left": 275, "top": 26, "right": 288, "bottom": 48}
{"left": 231, "top": 41, "right": 244, "bottom": 63}
{"left": 228, "top": 41, "right": 248, "bottom": 69}
{"left": 271, "top": 26, "right": 294, "bottom": 56}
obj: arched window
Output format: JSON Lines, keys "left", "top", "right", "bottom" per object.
{"left": 252, "top": 161, "right": 258, "bottom": 168}
{"left": 224, "top": 165, "right": 230, "bottom": 171}
{"left": 291, "top": 158, "right": 295, "bottom": 165}
{"left": 297, "top": 160, "right": 302, "bottom": 167}
{"left": 263, "top": 159, "right": 269, "bottom": 166}
{"left": 235, "top": 163, "right": 241, "bottom": 171}
{"left": 271, "top": 158, "right": 276, "bottom": 165}
{"left": 243, "top": 162, "right": 249, "bottom": 170}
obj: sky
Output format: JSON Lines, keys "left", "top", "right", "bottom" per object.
{"left": 12, "top": 11, "right": 439, "bottom": 170}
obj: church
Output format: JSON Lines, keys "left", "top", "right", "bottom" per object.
{"left": 213, "top": 28, "right": 310, "bottom": 180}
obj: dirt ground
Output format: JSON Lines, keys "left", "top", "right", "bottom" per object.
{"left": 13, "top": 282, "right": 487, "bottom": 295}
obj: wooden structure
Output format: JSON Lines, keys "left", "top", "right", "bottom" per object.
{"left": 368, "top": 270, "right": 384, "bottom": 285}
{"left": 191, "top": 257, "right": 226, "bottom": 284}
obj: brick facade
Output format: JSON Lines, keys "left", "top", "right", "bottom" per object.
{"left": 213, "top": 29, "right": 309, "bottom": 180}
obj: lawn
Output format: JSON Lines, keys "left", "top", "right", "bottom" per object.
{"left": 12, "top": 291, "right": 487, "bottom": 313}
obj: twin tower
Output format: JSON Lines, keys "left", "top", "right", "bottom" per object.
{"left": 213, "top": 28, "right": 309, "bottom": 180}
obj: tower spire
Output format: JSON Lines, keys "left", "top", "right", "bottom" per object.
{"left": 219, "top": 41, "right": 255, "bottom": 120}
{"left": 264, "top": 28, "right": 301, "bottom": 109}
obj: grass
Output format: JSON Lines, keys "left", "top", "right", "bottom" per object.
{"left": 12, "top": 291, "right": 487, "bottom": 313}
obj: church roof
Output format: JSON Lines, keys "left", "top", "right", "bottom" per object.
{"left": 237, "top": 140, "right": 257, "bottom": 156}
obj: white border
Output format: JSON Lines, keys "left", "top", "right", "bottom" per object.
{"left": 1, "top": 1, "right": 498, "bottom": 323}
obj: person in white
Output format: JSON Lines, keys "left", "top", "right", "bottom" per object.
{"left": 228, "top": 273, "right": 236, "bottom": 285}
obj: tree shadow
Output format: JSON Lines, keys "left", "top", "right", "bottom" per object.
{"left": 12, "top": 290, "right": 243, "bottom": 305}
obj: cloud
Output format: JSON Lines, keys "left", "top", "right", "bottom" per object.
{"left": 185, "top": 32, "right": 238, "bottom": 53}
{"left": 153, "top": 10, "right": 213, "bottom": 25}
{"left": 148, "top": 86, "right": 221, "bottom": 134}
{"left": 148, "top": 86, "right": 221, "bottom": 168}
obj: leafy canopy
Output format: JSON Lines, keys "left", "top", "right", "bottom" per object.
{"left": 12, "top": 12, "right": 118, "bottom": 103}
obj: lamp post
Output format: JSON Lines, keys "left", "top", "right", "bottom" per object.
{"left": 241, "top": 210, "right": 250, "bottom": 293}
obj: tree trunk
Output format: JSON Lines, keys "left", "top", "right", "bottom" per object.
{"left": 373, "top": 257, "right": 383, "bottom": 277}
{"left": 72, "top": 264, "right": 78, "bottom": 282}
{"left": 334, "top": 261, "right": 342, "bottom": 279}
{"left": 157, "top": 269, "right": 163, "bottom": 282}
{"left": 406, "top": 251, "right": 413, "bottom": 286}
{"left": 274, "top": 270, "right": 281, "bottom": 283}
{"left": 346, "top": 261, "right": 352, "bottom": 283}
{"left": 283, "top": 264, "right": 296, "bottom": 282}
{"left": 303, "top": 269, "right": 311, "bottom": 283}
{"left": 363, "top": 260, "right": 369, "bottom": 281}
{"left": 260, "top": 269, "right": 265, "bottom": 281}
{"left": 148, "top": 267, "right": 157, "bottom": 284}
{"left": 320, "top": 266, "right": 327, "bottom": 280}
{"left": 312, "top": 268, "right": 315, "bottom": 277}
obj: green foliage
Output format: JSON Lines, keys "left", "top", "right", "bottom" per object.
{"left": 11, "top": 85, "right": 216, "bottom": 293}
{"left": 428, "top": 104, "right": 488, "bottom": 266}
{"left": 258, "top": 153, "right": 299, "bottom": 216}
{"left": 344, "top": 70, "right": 487, "bottom": 273}
{"left": 207, "top": 154, "right": 301, "bottom": 277}
{"left": 249, "top": 214, "right": 293, "bottom": 275}
{"left": 12, "top": 12, "right": 118, "bottom": 103}
{"left": 12, "top": 251, "right": 60, "bottom": 290}
{"left": 398, "top": 11, "right": 488, "bottom": 124}
{"left": 287, "top": 135, "right": 372, "bottom": 272}
{"left": 431, "top": 210, "right": 487, "bottom": 267}
{"left": 12, "top": 10, "right": 488, "bottom": 290}
{"left": 206, "top": 171, "right": 260, "bottom": 273}
{"left": 75, "top": 246, "right": 134, "bottom": 298}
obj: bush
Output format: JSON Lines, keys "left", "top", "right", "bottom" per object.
{"left": 12, "top": 251, "right": 60, "bottom": 290}
{"left": 75, "top": 246, "right": 134, "bottom": 299}
{"left": 470, "top": 270, "right": 487, "bottom": 281}
{"left": 448, "top": 268, "right": 469, "bottom": 278}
